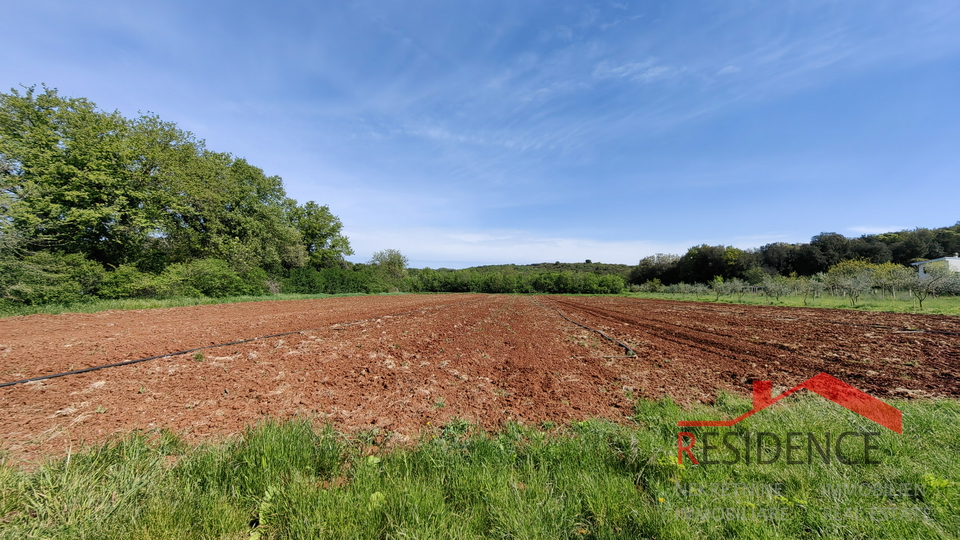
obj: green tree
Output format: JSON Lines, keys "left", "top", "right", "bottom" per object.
{"left": 629, "top": 253, "right": 680, "bottom": 285}
{"left": 792, "top": 275, "right": 825, "bottom": 306}
{"left": 0, "top": 85, "right": 162, "bottom": 266}
{"left": 873, "top": 262, "right": 914, "bottom": 299}
{"left": 289, "top": 201, "right": 353, "bottom": 268}
{"left": 761, "top": 275, "right": 791, "bottom": 304}
{"left": 710, "top": 275, "right": 730, "bottom": 301}
{"left": 826, "top": 259, "right": 876, "bottom": 307}
{"left": 676, "top": 245, "right": 728, "bottom": 284}
{"left": 370, "top": 249, "right": 408, "bottom": 285}
{"left": 1, "top": 85, "right": 361, "bottom": 306}
{"left": 811, "top": 232, "right": 852, "bottom": 269}
{"left": 158, "top": 151, "right": 306, "bottom": 273}
{"left": 2, "top": 251, "right": 105, "bottom": 305}
{"left": 743, "top": 266, "right": 769, "bottom": 286}
{"left": 726, "top": 277, "right": 748, "bottom": 302}
{"left": 909, "top": 262, "right": 956, "bottom": 310}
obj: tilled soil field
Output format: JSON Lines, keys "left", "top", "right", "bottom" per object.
{"left": 1, "top": 294, "right": 958, "bottom": 464}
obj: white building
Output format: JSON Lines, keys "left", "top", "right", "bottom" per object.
{"left": 911, "top": 253, "right": 960, "bottom": 278}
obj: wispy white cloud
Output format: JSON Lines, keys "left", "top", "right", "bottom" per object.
{"left": 600, "top": 20, "right": 621, "bottom": 31}
{"left": 7, "top": 1, "right": 960, "bottom": 269}
{"left": 592, "top": 60, "right": 679, "bottom": 83}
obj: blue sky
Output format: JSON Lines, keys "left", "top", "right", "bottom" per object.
{"left": 5, "top": 1, "right": 960, "bottom": 268}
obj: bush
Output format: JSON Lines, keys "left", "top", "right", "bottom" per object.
{"left": 640, "top": 279, "right": 663, "bottom": 293}
{"left": 238, "top": 267, "right": 270, "bottom": 296}
{"left": 285, "top": 266, "right": 324, "bottom": 294}
{"left": 1, "top": 252, "right": 105, "bottom": 305}
{"left": 154, "top": 259, "right": 248, "bottom": 298}
{"left": 284, "top": 266, "right": 380, "bottom": 294}
{"left": 97, "top": 265, "right": 158, "bottom": 299}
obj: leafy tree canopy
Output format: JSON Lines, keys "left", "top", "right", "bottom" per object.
{"left": 0, "top": 85, "right": 352, "bottom": 276}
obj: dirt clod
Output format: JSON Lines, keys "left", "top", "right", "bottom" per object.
{"left": 1, "top": 294, "right": 957, "bottom": 465}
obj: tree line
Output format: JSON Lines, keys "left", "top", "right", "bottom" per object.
{"left": 0, "top": 86, "right": 624, "bottom": 306}
{"left": 628, "top": 226, "right": 960, "bottom": 287}
{"left": 283, "top": 263, "right": 626, "bottom": 295}
{"left": 634, "top": 259, "right": 959, "bottom": 310}
{"left": 1, "top": 85, "right": 357, "bottom": 305}
{"left": 2, "top": 86, "right": 956, "bottom": 307}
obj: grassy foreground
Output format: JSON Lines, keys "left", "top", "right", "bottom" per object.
{"left": 1, "top": 395, "right": 957, "bottom": 539}
{"left": 621, "top": 291, "right": 960, "bottom": 316}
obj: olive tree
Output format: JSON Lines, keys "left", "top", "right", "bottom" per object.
{"left": 909, "top": 262, "right": 956, "bottom": 310}
{"left": 710, "top": 276, "right": 732, "bottom": 301}
{"left": 727, "top": 277, "right": 748, "bottom": 303}
{"left": 826, "top": 260, "right": 876, "bottom": 307}
{"left": 761, "top": 275, "right": 791, "bottom": 304}
{"left": 793, "top": 275, "right": 826, "bottom": 306}
{"left": 873, "top": 263, "right": 915, "bottom": 299}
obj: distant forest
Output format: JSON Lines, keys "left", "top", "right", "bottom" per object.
{"left": 414, "top": 223, "right": 960, "bottom": 294}
{"left": 2, "top": 86, "right": 957, "bottom": 306}
{"left": 626, "top": 225, "right": 960, "bottom": 287}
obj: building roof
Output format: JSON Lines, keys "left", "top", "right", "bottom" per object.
{"left": 911, "top": 254, "right": 960, "bottom": 266}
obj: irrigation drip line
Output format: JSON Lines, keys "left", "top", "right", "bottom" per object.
{"left": 0, "top": 331, "right": 305, "bottom": 389}
{"left": 0, "top": 297, "right": 487, "bottom": 390}
{"left": 536, "top": 299, "right": 637, "bottom": 357}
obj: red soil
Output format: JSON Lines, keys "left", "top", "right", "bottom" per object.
{"left": 1, "top": 295, "right": 957, "bottom": 465}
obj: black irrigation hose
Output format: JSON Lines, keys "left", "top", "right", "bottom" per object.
{"left": 0, "top": 297, "right": 488, "bottom": 389}
{"left": 535, "top": 299, "right": 637, "bottom": 357}
{"left": 0, "top": 331, "right": 305, "bottom": 389}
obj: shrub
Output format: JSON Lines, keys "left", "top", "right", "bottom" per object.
{"left": 2, "top": 252, "right": 105, "bottom": 305}
{"left": 154, "top": 259, "right": 247, "bottom": 298}
{"left": 639, "top": 279, "right": 663, "bottom": 293}
{"left": 97, "top": 265, "right": 157, "bottom": 299}
{"left": 284, "top": 266, "right": 380, "bottom": 294}
{"left": 238, "top": 267, "right": 269, "bottom": 296}
{"left": 285, "top": 266, "right": 324, "bottom": 294}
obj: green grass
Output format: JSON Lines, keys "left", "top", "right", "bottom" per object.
{"left": 2, "top": 396, "right": 957, "bottom": 539}
{"left": 0, "top": 292, "right": 406, "bottom": 320}
{"left": 622, "top": 291, "right": 960, "bottom": 316}
{"left": 5, "top": 290, "right": 958, "bottom": 320}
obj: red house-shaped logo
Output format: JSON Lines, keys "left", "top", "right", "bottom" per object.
{"left": 678, "top": 373, "right": 902, "bottom": 433}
